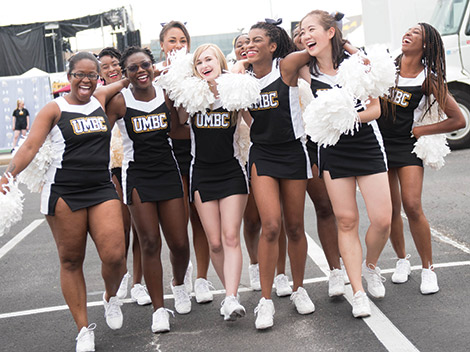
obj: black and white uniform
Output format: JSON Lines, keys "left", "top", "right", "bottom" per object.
{"left": 377, "top": 71, "right": 426, "bottom": 168}
{"left": 311, "top": 72, "right": 388, "bottom": 179}
{"left": 189, "top": 100, "right": 248, "bottom": 202}
{"left": 248, "top": 59, "right": 312, "bottom": 180}
{"left": 117, "top": 86, "right": 183, "bottom": 204}
{"left": 41, "top": 97, "right": 118, "bottom": 215}
{"left": 155, "top": 61, "right": 192, "bottom": 176}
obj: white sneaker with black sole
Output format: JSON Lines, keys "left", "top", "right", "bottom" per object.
{"left": 352, "top": 291, "right": 371, "bottom": 318}
{"left": 76, "top": 323, "right": 96, "bottom": 352}
{"left": 274, "top": 274, "right": 292, "bottom": 297}
{"left": 130, "top": 284, "right": 152, "bottom": 305}
{"left": 171, "top": 281, "right": 191, "bottom": 314}
{"left": 221, "top": 295, "right": 246, "bottom": 321}
{"left": 102, "top": 293, "right": 123, "bottom": 330}
{"left": 391, "top": 255, "right": 411, "bottom": 284}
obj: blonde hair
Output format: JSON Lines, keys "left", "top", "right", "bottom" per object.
{"left": 16, "top": 99, "right": 24, "bottom": 109}
{"left": 192, "top": 44, "right": 228, "bottom": 79}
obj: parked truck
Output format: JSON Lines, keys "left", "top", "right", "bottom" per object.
{"left": 362, "top": 0, "right": 470, "bottom": 149}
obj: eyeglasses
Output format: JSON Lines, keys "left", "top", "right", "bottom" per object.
{"left": 70, "top": 72, "right": 100, "bottom": 80}
{"left": 125, "top": 61, "right": 153, "bottom": 73}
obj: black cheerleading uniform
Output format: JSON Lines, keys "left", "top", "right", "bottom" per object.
{"left": 248, "top": 59, "right": 312, "bottom": 180}
{"left": 311, "top": 71, "right": 388, "bottom": 179}
{"left": 377, "top": 71, "right": 426, "bottom": 168}
{"left": 189, "top": 100, "right": 249, "bottom": 202}
{"left": 155, "top": 61, "right": 192, "bottom": 176}
{"left": 13, "top": 108, "right": 29, "bottom": 130}
{"left": 40, "top": 97, "right": 118, "bottom": 215}
{"left": 117, "top": 86, "right": 183, "bottom": 204}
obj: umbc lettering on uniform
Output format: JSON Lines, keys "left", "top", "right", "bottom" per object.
{"left": 389, "top": 88, "right": 412, "bottom": 108}
{"left": 194, "top": 112, "right": 230, "bottom": 129}
{"left": 70, "top": 116, "right": 108, "bottom": 135}
{"left": 251, "top": 91, "right": 279, "bottom": 111}
{"left": 131, "top": 113, "right": 168, "bottom": 133}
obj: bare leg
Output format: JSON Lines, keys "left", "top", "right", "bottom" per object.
{"left": 388, "top": 168, "right": 407, "bottom": 258}
{"left": 243, "top": 191, "right": 261, "bottom": 265}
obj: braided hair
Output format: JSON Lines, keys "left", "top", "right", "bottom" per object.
{"left": 98, "top": 47, "right": 121, "bottom": 61}
{"left": 299, "top": 10, "right": 347, "bottom": 77}
{"left": 382, "top": 23, "right": 448, "bottom": 120}
{"left": 250, "top": 21, "right": 296, "bottom": 60}
{"left": 120, "top": 46, "right": 155, "bottom": 71}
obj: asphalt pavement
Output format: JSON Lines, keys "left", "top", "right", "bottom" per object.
{"left": 0, "top": 149, "right": 469, "bottom": 352}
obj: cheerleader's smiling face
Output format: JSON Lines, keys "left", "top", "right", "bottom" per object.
{"left": 195, "top": 48, "right": 222, "bottom": 83}
{"left": 68, "top": 59, "right": 99, "bottom": 103}
{"left": 124, "top": 52, "right": 154, "bottom": 89}
{"left": 401, "top": 25, "right": 424, "bottom": 54}
{"left": 99, "top": 55, "right": 122, "bottom": 85}
{"left": 234, "top": 34, "right": 249, "bottom": 60}
{"left": 300, "top": 14, "right": 335, "bottom": 58}
{"left": 246, "top": 28, "right": 277, "bottom": 64}
{"left": 161, "top": 27, "right": 189, "bottom": 56}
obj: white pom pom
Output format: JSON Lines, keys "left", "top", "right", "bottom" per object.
{"left": 15, "top": 135, "right": 54, "bottom": 193}
{"left": 298, "top": 78, "right": 314, "bottom": 114}
{"left": 178, "top": 77, "right": 215, "bottom": 115}
{"left": 337, "top": 52, "right": 371, "bottom": 101}
{"left": 234, "top": 117, "right": 251, "bottom": 165}
{"left": 157, "top": 49, "right": 194, "bottom": 97}
{"left": 0, "top": 173, "right": 24, "bottom": 237}
{"left": 365, "top": 45, "right": 397, "bottom": 98}
{"left": 110, "top": 126, "right": 124, "bottom": 169}
{"left": 304, "top": 87, "right": 359, "bottom": 147}
{"left": 215, "top": 72, "right": 260, "bottom": 111}
{"left": 412, "top": 134, "right": 450, "bottom": 170}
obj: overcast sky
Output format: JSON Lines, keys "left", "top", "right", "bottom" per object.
{"left": 1, "top": 0, "right": 363, "bottom": 49}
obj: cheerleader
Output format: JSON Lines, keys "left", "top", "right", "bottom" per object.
{"left": 233, "top": 33, "right": 293, "bottom": 296}
{"left": 299, "top": 10, "right": 392, "bottom": 317}
{"left": 156, "top": 21, "right": 212, "bottom": 303}
{"left": 234, "top": 20, "right": 317, "bottom": 329}
{"left": 378, "top": 23, "right": 465, "bottom": 294}
{"left": 106, "top": 46, "right": 191, "bottom": 333}
{"left": 181, "top": 44, "right": 249, "bottom": 320}
{"left": 98, "top": 47, "right": 150, "bottom": 305}
{"left": 0, "top": 52, "right": 128, "bottom": 351}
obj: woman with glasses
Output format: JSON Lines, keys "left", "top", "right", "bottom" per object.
{"left": 106, "top": 46, "right": 191, "bottom": 333}
{"left": 98, "top": 47, "right": 151, "bottom": 306}
{"left": 0, "top": 52, "right": 129, "bottom": 352}
{"left": 155, "top": 21, "right": 212, "bottom": 304}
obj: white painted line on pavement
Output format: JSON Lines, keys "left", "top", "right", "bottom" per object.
{"left": 0, "top": 219, "right": 44, "bottom": 260}
{"left": 305, "top": 232, "right": 420, "bottom": 352}
{"left": 401, "top": 212, "right": 470, "bottom": 255}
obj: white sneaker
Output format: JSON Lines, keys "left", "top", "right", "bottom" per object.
{"left": 130, "top": 284, "right": 152, "bottom": 306}
{"left": 362, "top": 261, "right": 386, "bottom": 298}
{"left": 352, "top": 291, "right": 371, "bottom": 318}
{"left": 184, "top": 260, "right": 193, "bottom": 294}
{"left": 116, "top": 272, "right": 130, "bottom": 299}
{"left": 340, "top": 258, "right": 350, "bottom": 284}
{"left": 194, "top": 278, "right": 214, "bottom": 303}
{"left": 391, "top": 255, "right": 411, "bottom": 284}
{"left": 102, "top": 293, "right": 123, "bottom": 330}
{"left": 254, "top": 297, "right": 275, "bottom": 330}
{"left": 170, "top": 281, "right": 191, "bottom": 314}
{"left": 274, "top": 274, "right": 292, "bottom": 297}
{"left": 420, "top": 266, "right": 439, "bottom": 294}
{"left": 328, "top": 269, "right": 346, "bottom": 297}
{"left": 221, "top": 295, "right": 246, "bottom": 321}
{"left": 248, "top": 264, "right": 261, "bottom": 291}
{"left": 290, "top": 287, "right": 315, "bottom": 314}
{"left": 151, "top": 307, "right": 174, "bottom": 333}
{"left": 76, "top": 323, "right": 96, "bottom": 352}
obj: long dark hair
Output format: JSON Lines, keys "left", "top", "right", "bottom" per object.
{"left": 299, "top": 10, "right": 347, "bottom": 76}
{"left": 382, "top": 22, "right": 448, "bottom": 120}
{"left": 250, "top": 21, "right": 296, "bottom": 60}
